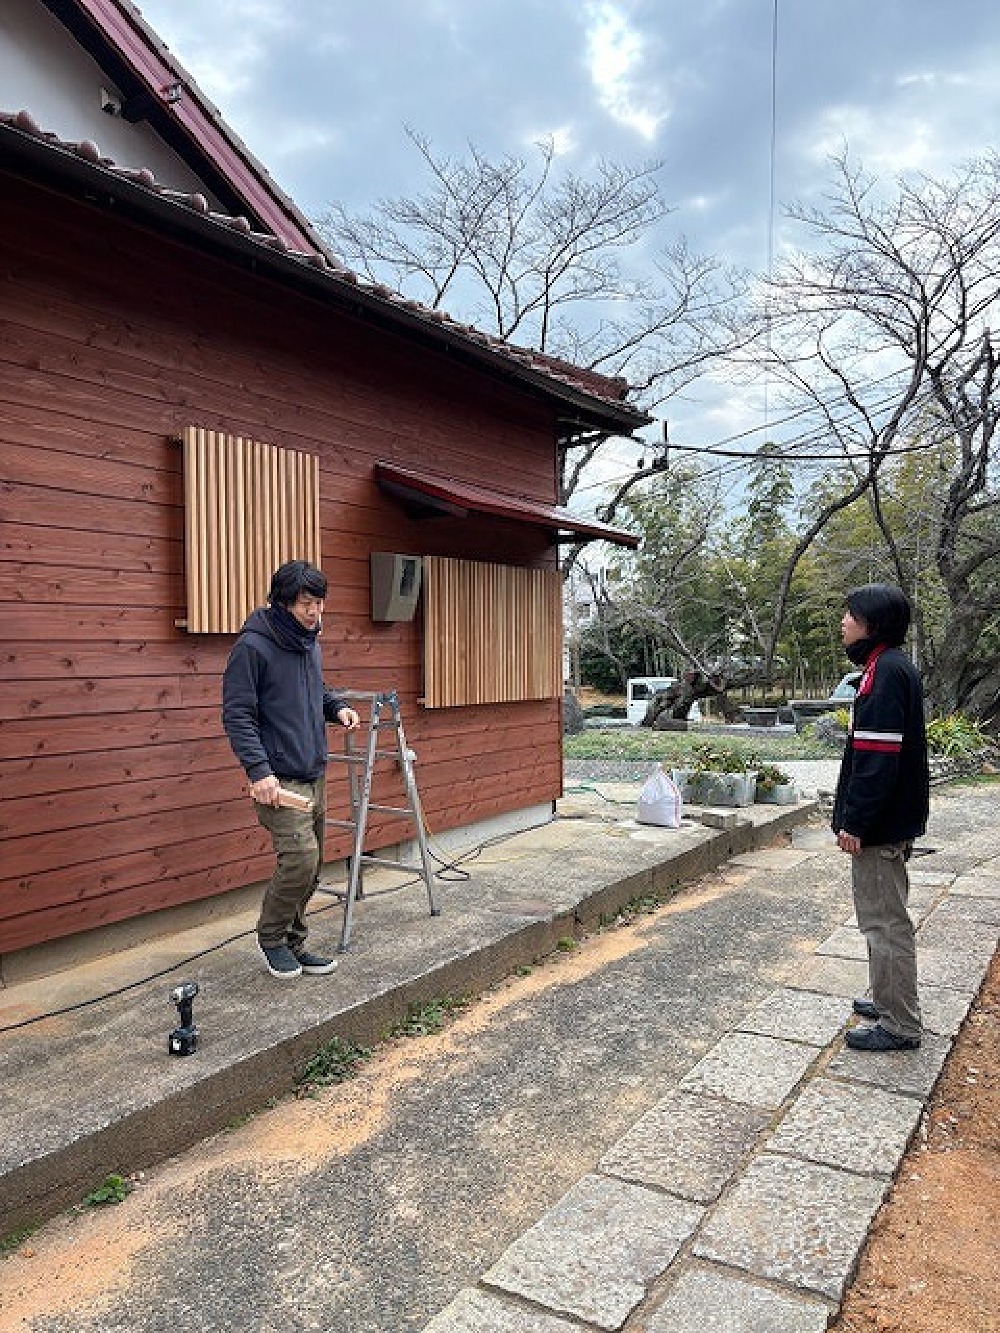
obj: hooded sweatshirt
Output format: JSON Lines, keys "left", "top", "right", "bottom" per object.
{"left": 832, "top": 641, "right": 929, "bottom": 846}
{"left": 222, "top": 606, "right": 348, "bottom": 783}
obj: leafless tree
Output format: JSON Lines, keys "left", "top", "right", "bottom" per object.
{"left": 742, "top": 153, "right": 1000, "bottom": 715}
{"left": 577, "top": 155, "right": 1000, "bottom": 719}
{"left": 317, "top": 129, "right": 742, "bottom": 530}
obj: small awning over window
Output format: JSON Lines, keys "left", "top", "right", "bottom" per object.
{"left": 373, "top": 462, "right": 640, "bottom": 549}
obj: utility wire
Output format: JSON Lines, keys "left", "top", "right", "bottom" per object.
{"left": 576, "top": 384, "right": 963, "bottom": 501}
{"left": 763, "top": 0, "right": 780, "bottom": 435}
{"left": 575, "top": 362, "right": 969, "bottom": 493}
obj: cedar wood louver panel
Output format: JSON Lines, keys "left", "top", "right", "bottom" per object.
{"left": 182, "top": 426, "right": 320, "bottom": 632}
{"left": 422, "top": 555, "right": 562, "bottom": 707}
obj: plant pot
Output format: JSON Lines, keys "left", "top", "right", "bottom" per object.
{"left": 755, "top": 782, "right": 798, "bottom": 805}
{"left": 672, "top": 769, "right": 756, "bottom": 807}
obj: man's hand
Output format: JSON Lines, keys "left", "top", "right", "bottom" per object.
{"left": 837, "top": 830, "right": 862, "bottom": 855}
{"left": 249, "top": 775, "right": 281, "bottom": 807}
{"left": 336, "top": 706, "right": 361, "bottom": 731}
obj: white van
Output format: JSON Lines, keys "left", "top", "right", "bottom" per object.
{"left": 626, "top": 676, "right": 702, "bottom": 726}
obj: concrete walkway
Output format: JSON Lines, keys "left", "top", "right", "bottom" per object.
{"left": 425, "top": 785, "right": 1000, "bottom": 1333}
{"left": 0, "top": 787, "right": 813, "bottom": 1242}
{"left": 0, "top": 780, "right": 997, "bottom": 1333}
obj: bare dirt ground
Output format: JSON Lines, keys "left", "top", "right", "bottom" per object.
{"left": 832, "top": 947, "right": 1000, "bottom": 1333}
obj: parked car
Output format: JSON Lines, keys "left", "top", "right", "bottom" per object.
{"left": 785, "top": 672, "right": 861, "bottom": 726}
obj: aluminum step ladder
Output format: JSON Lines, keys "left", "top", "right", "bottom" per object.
{"left": 326, "top": 689, "right": 440, "bottom": 950}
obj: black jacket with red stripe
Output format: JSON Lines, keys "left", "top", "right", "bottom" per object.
{"left": 832, "top": 645, "right": 930, "bottom": 846}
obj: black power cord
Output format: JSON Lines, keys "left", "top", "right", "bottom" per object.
{"left": 0, "top": 816, "right": 556, "bottom": 1034}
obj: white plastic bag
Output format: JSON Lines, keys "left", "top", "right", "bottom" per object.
{"left": 636, "top": 763, "right": 683, "bottom": 828}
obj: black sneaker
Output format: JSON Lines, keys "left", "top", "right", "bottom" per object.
{"left": 258, "top": 941, "right": 302, "bottom": 979}
{"left": 845, "top": 1023, "right": 920, "bottom": 1052}
{"left": 293, "top": 949, "right": 339, "bottom": 976}
{"left": 852, "top": 998, "right": 880, "bottom": 1021}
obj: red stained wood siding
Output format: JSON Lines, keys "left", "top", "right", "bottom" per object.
{"left": 0, "top": 175, "right": 565, "bottom": 954}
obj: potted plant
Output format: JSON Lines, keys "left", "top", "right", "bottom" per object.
{"left": 672, "top": 741, "right": 758, "bottom": 808}
{"left": 754, "top": 762, "right": 798, "bottom": 805}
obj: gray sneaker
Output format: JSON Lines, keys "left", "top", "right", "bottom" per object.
{"left": 293, "top": 949, "right": 339, "bottom": 976}
{"left": 258, "top": 941, "right": 302, "bottom": 979}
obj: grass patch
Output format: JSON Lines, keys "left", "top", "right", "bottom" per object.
{"left": 298, "top": 1036, "right": 372, "bottom": 1091}
{"left": 82, "top": 1173, "right": 132, "bottom": 1207}
{"left": 297, "top": 996, "right": 473, "bottom": 1097}
{"left": 1, "top": 1225, "right": 39, "bottom": 1259}
{"left": 389, "top": 995, "right": 472, "bottom": 1038}
{"left": 602, "top": 884, "right": 681, "bottom": 928}
{"left": 942, "top": 770, "right": 1000, "bottom": 787}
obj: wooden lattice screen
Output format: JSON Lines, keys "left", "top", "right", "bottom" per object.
{"left": 422, "top": 555, "right": 562, "bottom": 707}
{"left": 182, "top": 426, "right": 320, "bottom": 633}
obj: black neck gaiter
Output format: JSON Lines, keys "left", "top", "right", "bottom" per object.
{"left": 845, "top": 636, "right": 881, "bottom": 666}
{"left": 267, "top": 603, "right": 318, "bottom": 652}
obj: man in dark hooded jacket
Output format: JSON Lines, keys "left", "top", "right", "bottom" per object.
{"left": 833, "top": 583, "right": 929, "bottom": 1050}
{"left": 223, "top": 561, "right": 359, "bottom": 979}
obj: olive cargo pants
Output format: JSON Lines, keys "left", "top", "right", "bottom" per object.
{"left": 852, "top": 841, "right": 922, "bottom": 1042}
{"left": 253, "top": 776, "right": 326, "bottom": 950}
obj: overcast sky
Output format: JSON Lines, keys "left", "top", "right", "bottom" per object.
{"left": 132, "top": 0, "right": 1000, "bottom": 476}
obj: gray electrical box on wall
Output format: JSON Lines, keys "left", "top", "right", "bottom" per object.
{"left": 370, "top": 552, "right": 423, "bottom": 621}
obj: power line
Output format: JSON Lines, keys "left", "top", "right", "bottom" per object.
{"left": 640, "top": 432, "right": 953, "bottom": 463}
{"left": 576, "top": 354, "right": 967, "bottom": 491}
{"left": 575, "top": 382, "right": 961, "bottom": 500}
{"left": 764, "top": 0, "right": 780, "bottom": 435}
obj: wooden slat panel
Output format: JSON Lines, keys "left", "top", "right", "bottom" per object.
{"left": 422, "top": 556, "right": 561, "bottom": 707}
{"left": 182, "top": 427, "right": 320, "bottom": 633}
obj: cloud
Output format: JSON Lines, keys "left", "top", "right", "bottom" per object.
{"left": 116, "top": 0, "right": 1000, "bottom": 458}
{"left": 272, "top": 123, "right": 344, "bottom": 158}
{"left": 523, "top": 125, "right": 578, "bottom": 156}
{"left": 804, "top": 105, "right": 938, "bottom": 175}
{"left": 584, "top": 1, "right": 666, "bottom": 140}
{"left": 147, "top": 0, "right": 293, "bottom": 102}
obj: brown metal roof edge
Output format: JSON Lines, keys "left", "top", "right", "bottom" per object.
{"left": 45, "top": 0, "right": 324, "bottom": 252}
{"left": 373, "top": 462, "right": 640, "bottom": 549}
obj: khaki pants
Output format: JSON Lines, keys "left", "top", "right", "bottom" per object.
{"left": 852, "top": 842, "right": 921, "bottom": 1041}
{"left": 254, "top": 776, "right": 326, "bottom": 950}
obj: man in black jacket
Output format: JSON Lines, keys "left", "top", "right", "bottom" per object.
{"left": 833, "top": 583, "right": 930, "bottom": 1051}
{"left": 223, "top": 561, "right": 360, "bottom": 979}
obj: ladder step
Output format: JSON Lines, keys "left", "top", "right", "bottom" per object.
{"left": 325, "top": 806, "right": 417, "bottom": 827}
{"left": 328, "top": 749, "right": 404, "bottom": 766}
{"left": 360, "top": 854, "right": 426, "bottom": 873}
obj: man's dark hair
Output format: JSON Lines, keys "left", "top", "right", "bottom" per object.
{"left": 846, "top": 583, "right": 911, "bottom": 647}
{"left": 267, "top": 560, "right": 328, "bottom": 607}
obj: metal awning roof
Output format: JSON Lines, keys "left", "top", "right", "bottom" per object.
{"left": 373, "top": 462, "right": 640, "bottom": 548}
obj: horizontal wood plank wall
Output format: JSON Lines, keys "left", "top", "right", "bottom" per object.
{"left": 423, "top": 557, "right": 562, "bottom": 707}
{"left": 182, "top": 427, "right": 320, "bottom": 633}
{"left": 0, "top": 174, "right": 566, "bottom": 956}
